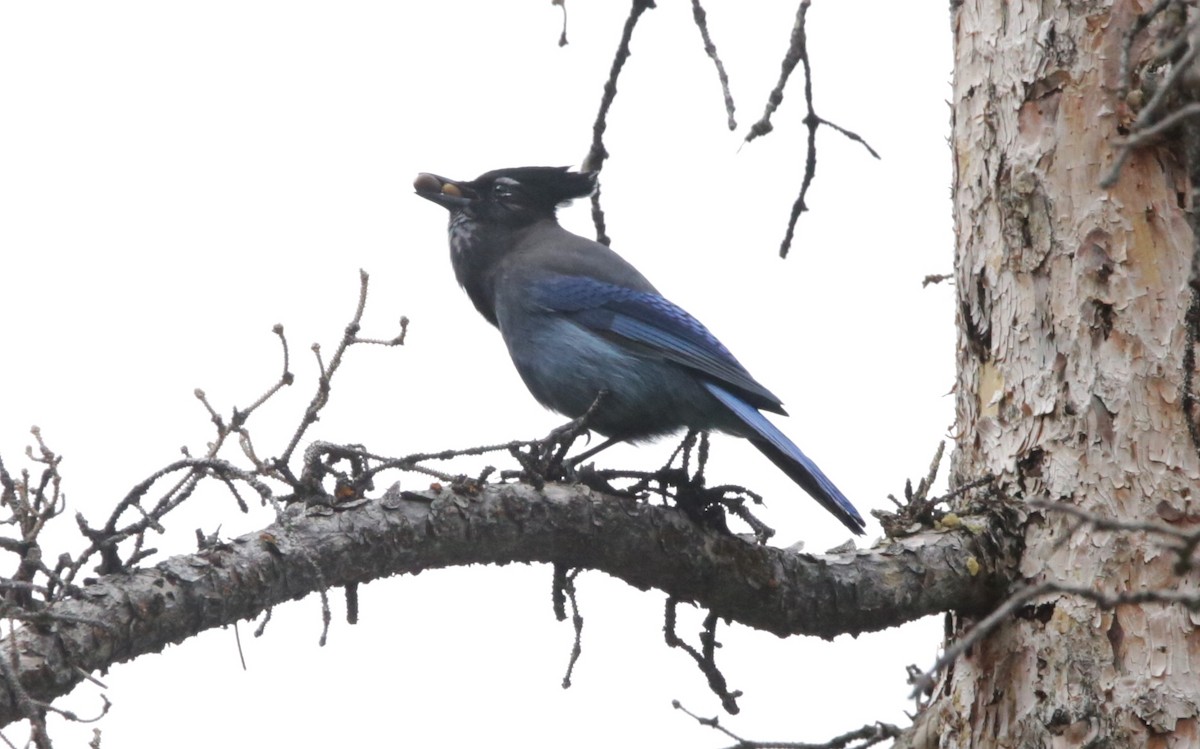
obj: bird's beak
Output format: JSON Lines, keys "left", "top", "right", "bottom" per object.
{"left": 414, "top": 172, "right": 473, "bottom": 209}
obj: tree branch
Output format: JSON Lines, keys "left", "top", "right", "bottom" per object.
{"left": 0, "top": 482, "right": 1012, "bottom": 728}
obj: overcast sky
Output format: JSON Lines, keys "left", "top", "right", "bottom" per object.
{"left": 0, "top": 2, "right": 953, "bottom": 746}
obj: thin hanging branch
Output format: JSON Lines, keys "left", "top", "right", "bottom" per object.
{"left": 744, "top": 0, "right": 880, "bottom": 258}
{"left": 691, "top": 0, "right": 736, "bottom": 130}
{"left": 583, "top": 0, "right": 657, "bottom": 246}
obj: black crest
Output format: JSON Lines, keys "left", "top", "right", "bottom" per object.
{"left": 472, "top": 166, "right": 597, "bottom": 211}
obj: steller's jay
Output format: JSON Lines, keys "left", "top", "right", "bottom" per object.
{"left": 414, "top": 166, "right": 865, "bottom": 535}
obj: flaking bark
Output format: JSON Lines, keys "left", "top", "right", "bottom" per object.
{"left": 911, "top": 1, "right": 1200, "bottom": 746}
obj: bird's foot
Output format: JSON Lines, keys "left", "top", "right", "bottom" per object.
{"left": 646, "top": 431, "right": 776, "bottom": 543}
{"left": 523, "top": 390, "right": 614, "bottom": 482}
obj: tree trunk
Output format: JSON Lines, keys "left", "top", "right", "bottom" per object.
{"left": 921, "top": 0, "right": 1200, "bottom": 745}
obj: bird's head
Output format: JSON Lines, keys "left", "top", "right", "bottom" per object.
{"left": 413, "top": 166, "right": 596, "bottom": 229}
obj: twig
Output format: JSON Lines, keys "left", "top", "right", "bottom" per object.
{"left": 1117, "top": 0, "right": 1174, "bottom": 106}
{"left": 344, "top": 583, "right": 359, "bottom": 625}
{"left": 691, "top": 0, "right": 736, "bottom": 130}
{"left": 743, "top": 0, "right": 880, "bottom": 258}
{"left": 1102, "top": 2, "right": 1200, "bottom": 187}
{"left": 274, "top": 271, "right": 404, "bottom": 486}
{"left": 37, "top": 694, "right": 111, "bottom": 725}
{"left": 553, "top": 0, "right": 569, "bottom": 47}
{"left": 552, "top": 565, "right": 585, "bottom": 688}
{"left": 254, "top": 607, "right": 273, "bottom": 638}
{"left": 1118, "top": 101, "right": 1200, "bottom": 146}
{"left": 914, "top": 577, "right": 1200, "bottom": 698}
{"left": 1126, "top": 17, "right": 1200, "bottom": 134}
{"left": 665, "top": 600, "right": 740, "bottom": 714}
{"left": 743, "top": 0, "right": 810, "bottom": 145}
{"left": 234, "top": 622, "right": 247, "bottom": 671}
{"left": 673, "top": 700, "right": 900, "bottom": 749}
{"left": 583, "top": 0, "right": 657, "bottom": 246}
{"left": 234, "top": 323, "right": 295, "bottom": 423}
{"left": 910, "top": 581, "right": 1053, "bottom": 697}
{"left": 277, "top": 271, "right": 373, "bottom": 474}
{"left": 67, "top": 458, "right": 276, "bottom": 584}
{"left": 1031, "top": 497, "right": 1200, "bottom": 573}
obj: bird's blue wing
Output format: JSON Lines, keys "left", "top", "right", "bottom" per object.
{"left": 530, "top": 275, "right": 784, "bottom": 413}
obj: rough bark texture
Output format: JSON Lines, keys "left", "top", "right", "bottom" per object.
{"left": 921, "top": 1, "right": 1200, "bottom": 746}
{"left": 0, "top": 482, "right": 1005, "bottom": 729}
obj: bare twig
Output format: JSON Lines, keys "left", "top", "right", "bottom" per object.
{"left": 665, "top": 599, "right": 741, "bottom": 714}
{"left": 673, "top": 700, "right": 900, "bottom": 749}
{"left": 744, "top": 0, "right": 810, "bottom": 145}
{"left": 1031, "top": 497, "right": 1200, "bottom": 573}
{"left": 67, "top": 458, "right": 276, "bottom": 585}
{"left": 254, "top": 607, "right": 273, "bottom": 638}
{"left": 37, "top": 695, "right": 111, "bottom": 725}
{"left": 1102, "top": 1, "right": 1200, "bottom": 187}
{"left": 552, "top": 0, "right": 569, "bottom": 47}
{"left": 873, "top": 443, "right": 996, "bottom": 538}
{"left": 277, "top": 271, "right": 373, "bottom": 474}
{"left": 235, "top": 323, "right": 295, "bottom": 422}
{"left": 354, "top": 316, "right": 409, "bottom": 347}
{"left": 691, "top": 0, "right": 736, "bottom": 130}
{"left": 743, "top": 0, "right": 880, "bottom": 258}
{"left": 911, "top": 581, "right": 1053, "bottom": 697}
{"left": 1119, "top": 100, "right": 1200, "bottom": 146}
{"left": 915, "top": 576, "right": 1200, "bottom": 698}
{"left": 1117, "top": 0, "right": 1175, "bottom": 106}
{"left": 275, "top": 271, "right": 405, "bottom": 485}
{"left": 552, "top": 565, "right": 585, "bottom": 688}
{"left": 583, "top": 0, "right": 657, "bottom": 246}
{"left": 1185, "top": 231, "right": 1200, "bottom": 466}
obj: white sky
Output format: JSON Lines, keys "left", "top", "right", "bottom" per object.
{"left": 0, "top": 2, "right": 953, "bottom": 746}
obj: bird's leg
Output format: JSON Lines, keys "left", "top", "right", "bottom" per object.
{"left": 668, "top": 429, "right": 704, "bottom": 474}
{"left": 538, "top": 390, "right": 610, "bottom": 478}
{"left": 565, "top": 435, "right": 622, "bottom": 466}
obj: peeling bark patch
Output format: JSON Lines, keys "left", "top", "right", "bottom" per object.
{"left": 1025, "top": 70, "right": 1070, "bottom": 106}
{"left": 1127, "top": 206, "right": 1166, "bottom": 290}
{"left": 979, "top": 362, "right": 1005, "bottom": 419}
{"left": 961, "top": 300, "right": 986, "bottom": 363}
{"left": 961, "top": 274, "right": 994, "bottom": 361}
{"left": 1090, "top": 300, "right": 1115, "bottom": 341}
{"left": 1016, "top": 600, "right": 1056, "bottom": 624}
{"left": 1018, "top": 447, "right": 1046, "bottom": 485}
{"left": 1107, "top": 608, "right": 1124, "bottom": 672}
{"left": 998, "top": 161, "right": 1055, "bottom": 273}
{"left": 1076, "top": 228, "right": 1114, "bottom": 287}
{"left": 1089, "top": 394, "right": 1116, "bottom": 445}
{"left": 1046, "top": 707, "right": 1072, "bottom": 734}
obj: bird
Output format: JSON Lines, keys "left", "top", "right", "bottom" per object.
{"left": 413, "top": 166, "right": 865, "bottom": 535}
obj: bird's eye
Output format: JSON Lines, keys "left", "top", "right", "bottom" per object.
{"left": 492, "top": 182, "right": 516, "bottom": 199}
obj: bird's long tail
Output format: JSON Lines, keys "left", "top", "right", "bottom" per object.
{"left": 704, "top": 383, "right": 865, "bottom": 535}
